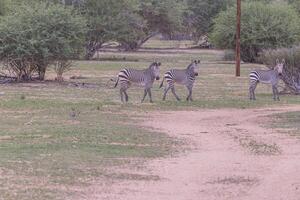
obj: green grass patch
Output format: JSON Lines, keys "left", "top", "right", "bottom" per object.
{"left": 271, "top": 111, "right": 300, "bottom": 133}
{"left": 0, "top": 45, "right": 300, "bottom": 199}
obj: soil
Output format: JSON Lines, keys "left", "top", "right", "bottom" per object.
{"left": 85, "top": 105, "right": 300, "bottom": 200}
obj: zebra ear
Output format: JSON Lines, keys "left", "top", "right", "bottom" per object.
{"left": 157, "top": 62, "right": 161, "bottom": 66}
{"left": 282, "top": 59, "right": 285, "bottom": 64}
{"left": 276, "top": 59, "right": 279, "bottom": 64}
{"left": 197, "top": 60, "right": 201, "bottom": 64}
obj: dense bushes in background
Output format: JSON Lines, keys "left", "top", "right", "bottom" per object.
{"left": 184, "top": 0, "right": 233, "bottom": 42}
{"left": 0, "top": 3, "right": 86, "bottom": 81}
{"left": 259, "top": 46, "right": 300, "bottom": 94}
{"left": 81, "top": 0, "right": 185, "bottom": 58}
{"left": 211, "top": 2, "right": 300, "bottom": 62}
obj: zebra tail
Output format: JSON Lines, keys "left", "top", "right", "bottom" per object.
{"left": 113, "top": 76, "right": 119, "bottom": 88}
{"left": 159, "top": 77, "right": 165, "bottom": 89}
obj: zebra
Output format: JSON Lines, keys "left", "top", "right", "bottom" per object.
{"left": 249, "top": 59, "right": 284, "bottom": 101}
{"left": 159, "top": 60, "right": 200, "bottom": 101}
{"left": 114, "top": 62, "right": 161, "bottom": 103}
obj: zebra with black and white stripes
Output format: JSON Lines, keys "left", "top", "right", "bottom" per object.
{"left": 159, "top": 60, "right": 200, "bottom": 101}
{"left": 249, "top": 59, "right": 284, "bottom": 101}
{"left": 114, "top": 62, "right": 161, "bottom": 103}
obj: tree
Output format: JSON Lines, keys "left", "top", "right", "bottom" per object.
{"left": 139, "top": 0, "right": 185, "bottom": 39}
{"left": 79, "top": 0, "right": 186, "bottom": 59}
{"left": 259, "top": 46, "right": 300, "bottom": 94}
{"left": 287, "top": 0, "right": 300, "bottom": 13}
{"left": 0, "top": 0, "right": 10, "bottom": 16}
{"left": 0, "top": 3, "right": 86, "bottom": 81}
{"left": 79, "top": 0, "right": 145, "bottom": 59}
{"left": 184, "top": 0, "right": 233, "bottom": 42}
{"left": 211, "top": 2, "right": 300, "bottom": 62}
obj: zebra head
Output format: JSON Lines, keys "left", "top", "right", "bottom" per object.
{"left": 275, "top": 59, "right": 285, "bottom": 76}
{"left": 149, "top": 62, "right": 161, "bottom": 80}
{"left": 187, "top": 60, "right": 201, "bottom": 76}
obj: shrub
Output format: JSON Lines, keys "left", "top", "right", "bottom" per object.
{"left": 259, "top": 46, "right": 300, "bottom": 94}
{"left": 0, "top": 3, "right": 86, "bottom": 81}
{"left": 223, "top": 49, "right": 235, "bottom": 61}
{"left": 211, "top": 2, "right": 300, "bottom": 62}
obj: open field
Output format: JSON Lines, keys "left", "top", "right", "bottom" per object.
{"left": 0, "top": 45, "right": 300, "bottom": 199}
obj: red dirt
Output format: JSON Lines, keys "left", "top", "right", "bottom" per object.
{"left": 85, "top": 105, "right": 300, "bottom": 200}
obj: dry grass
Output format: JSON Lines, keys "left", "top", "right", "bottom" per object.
{"left": 0, "top": 40, "right": 299, "bottom": 199}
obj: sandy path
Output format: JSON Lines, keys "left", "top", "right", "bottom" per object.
{"left": 87, "top": 105, "right": 300, "bottom": 200}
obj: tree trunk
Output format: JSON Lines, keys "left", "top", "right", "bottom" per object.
{"left": 55, "top": 74, "right": 64, "bottom": 82}
{"left": 281, "top": 70, "right": 300, "bottom": 94}
{"left": 85, "top": 42, "right": 103, "bottom": 60}
{"left": 38, "top": 67, "right": 46, "bottom": 80}
{"left": 121, "top": 32, "right": 158, "bottom": 51}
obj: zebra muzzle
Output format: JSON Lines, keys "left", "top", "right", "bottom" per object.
{"left": 194, "top": 73, "right": 199, "bottom": 76}
{"left": 156, "top": 77, "right": 160, "bottom": 80}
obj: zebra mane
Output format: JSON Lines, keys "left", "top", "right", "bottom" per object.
{"left": 148, "top": 62, "right": 156, "bottom": 68}
{"left": 186, "top": 62, "right": 195, "bottom": 70}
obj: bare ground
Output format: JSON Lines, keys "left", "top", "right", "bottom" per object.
{"left": 84, "top": 105, "right": 300, "bottom": 200}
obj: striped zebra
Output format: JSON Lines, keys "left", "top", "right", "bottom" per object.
{"left": 159, "top": 60, "right": 200, "bottom": 101}
{"left": 249, "top": 59, "right": 284, "bottom": 101}
{"left": 114, "top": 62, "right": 161, "bottom": 103}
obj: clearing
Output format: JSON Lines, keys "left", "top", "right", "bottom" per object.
{"left": 0, "top": 43, "right": 299, "bottom": 199}
{"left": 87, "top": 105, "right": 300, "bottom": 200}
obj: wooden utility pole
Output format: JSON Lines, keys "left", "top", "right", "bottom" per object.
{"left": 236, "top": 0, "right": 241, "bottom": 77}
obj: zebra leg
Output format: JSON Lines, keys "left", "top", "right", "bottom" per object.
{"left": 272, "top": 85, "right": 276, "bottom": 101}
{"left": 171, "top": 87, "right": 181, "bottom": 101}
{"left": 249, "top": 81, "right": 258, "bottom": 100}
{"left": 119, "top": 88, "right": 124, "bottom": 103}
{"left": 186, "top": 86, "right": 193, "bottom": 101}
{"left": 124, "top": 90, "right": 129, "bottom": 102}
{"left": 272, "top": 85, "right": 280, "bottom": 101}
{"left": 249, "top": 86, "right": 253, "bottom": 100}
{"left": 162, "top": 85, "right": 171, "bottom": 101}
{"left": 148, "top": 88, "right": 153, "bottom": 103}
{"left": 275, "top": 86, "right": 280, "bottom": 101}
{"left": 141, "top": 89, "right": 148, "bottom": 103}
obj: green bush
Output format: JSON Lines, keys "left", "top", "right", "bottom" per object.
{"left": 211, "top": 2, "right": 300, "bottom": 62}
{"left": 259, "top": 46, "right": 300, "bottom": 94}
{"left": 0, "top": 3, "right": 86, "bottom": 81}
{"left": 288, "top": 0, "right": 300, "bottom": 13}
{"left": 223, "top": 49, "right": 235, "bottom": 61}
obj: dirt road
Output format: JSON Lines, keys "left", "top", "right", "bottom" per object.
{"left": 88, "top": 105, "right": 300, "bottom": 200}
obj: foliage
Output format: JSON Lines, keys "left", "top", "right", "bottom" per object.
{"left": 77, "top": 0, "right": 186, "bottom": 58}
{"left": 223, "top": 49, "right": 235, "bottom": 61}
{"left": 0, "top": 3, "right": 86, "bottom": 81}
{"left": 139, "top": 0, "right": 185, "bottom": 38}
{"left": 184, "top": 0, "right": 233, "bottom": 41}
{"left": 81, "top": 0, "right": 146, "bottom": 58}
{"left": 287, "top": 0, "right": 300, "bottom": 13}
{"left": 258, "top": 46, "right": 300, "bottom": 94}
{"left": 0, "top": 0, "right": 10, "bottom": 16}
{"left": 211, "top": 2, "right": 300, "bottom": 62}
